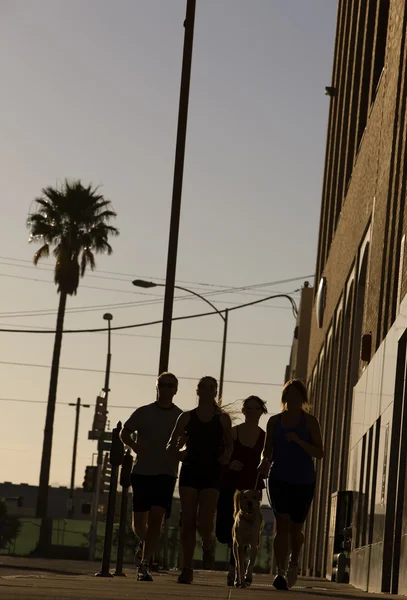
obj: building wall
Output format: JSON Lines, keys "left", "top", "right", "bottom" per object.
{"left": 303, "top": 0, "right": 407, "bottom": 587}
{"left": 285, "top": 284, "right": 313, "bottom": 382}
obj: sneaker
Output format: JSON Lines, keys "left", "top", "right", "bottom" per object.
{"left": 273, "top": 574, "right": 289, "bottom": 591}
{"left": 177, "top": 567, "right": 193, "bottom": 584}
{"left": 137, "top": 561, "right": 153, "bottom": 582}
{"left": 202, "top": 541, "right": 215, "bottom": 570}
{"left": 287, "top": 562, "right": 299, "bottom": 588}
{"left": 134, "top": 543, "right": 143, "bottom": 567}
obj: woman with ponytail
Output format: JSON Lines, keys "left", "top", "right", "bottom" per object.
{"left": 167, "top": 376, "right": 233, "bottom": 584}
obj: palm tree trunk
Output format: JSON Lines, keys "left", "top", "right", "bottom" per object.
{"left": 36, "top": 291, "right": 67, "bottom": 553}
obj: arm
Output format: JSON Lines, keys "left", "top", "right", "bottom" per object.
{"left": 120, "top": 409, "right": 143, "bottom": 455}
{"left": 287, "top": 414, "right": 324, "bottom": 459}
{"left": 219, "top": 413, "right": 233, "bottom": 465}
{"left": 120, "top": 426, "right": 142, "bottom": 455}
{"left": 257, "top": 416, "right": 277, "bottom": 476}
{"left": 166, "top": 411, "right": 190, "bottom": 456}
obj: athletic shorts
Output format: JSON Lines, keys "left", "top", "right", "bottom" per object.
{"left": 179, "top": 463, "right": 221, "bottom": 492}
{"left": 268, "top": 479, "right": 315, "bottom": 524}
{"left": 130, "top": 473, "right": 176, "bottom": 514}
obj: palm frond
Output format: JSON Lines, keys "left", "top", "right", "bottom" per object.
{"left": 80, "top": 248, "right": 96, "bottom": 276}
{"left": 33, "top": 244, "right": 50, "bottom": 265}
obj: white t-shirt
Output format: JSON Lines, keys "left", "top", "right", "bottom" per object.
{"left": 123, "top": 401, "right": 182, "bottom": 478}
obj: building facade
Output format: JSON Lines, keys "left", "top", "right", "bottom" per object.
{"left": 303, "top": 0, "right": 407, "bottom": 594}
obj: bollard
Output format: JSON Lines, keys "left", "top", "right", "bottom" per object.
{"left": 96, "top": 421, "right": 124, "bottom": 577}
{"left": 114, "top": 449, "right": 133, "bottom": 576}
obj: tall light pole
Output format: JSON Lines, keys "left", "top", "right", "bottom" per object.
{"left": 159, "top": 0, "right": 196, "bottom": 377}
{"left": 133, "top": 280, "right": 228, "bottom": 401}
{"left": 68, "top": 397, "right": 90, "bottom": 518}
{"left": 89, "top": 312, "right": 113, "bottom": 561}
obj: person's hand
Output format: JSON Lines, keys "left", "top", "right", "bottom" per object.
{"left": 257, "top": 458, "right": 271, "bottom": 478}
{"left": 229, "top": 460, "right": 244, "bottom": 472}
{"left": 176, "top": 435, "right": 188, "bottom": 450}
{"left": 286, "top": 432, "right": 300, "bottom": 444}
{"left": 219, "top": 451, "right": 232, "bottom": 466}
{"left": 132, "top": 442, "right": 144, "bottom": 456}
{"left": 178, "top": 449, "right": 187, "bottom": 462}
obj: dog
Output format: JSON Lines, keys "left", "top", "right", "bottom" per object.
{"left": 232, "top": 489, "right": 264, "bottom": 588}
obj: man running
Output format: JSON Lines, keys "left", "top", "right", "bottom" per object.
{"left": 120, "top": 372, "right": 183, "bottom": 582}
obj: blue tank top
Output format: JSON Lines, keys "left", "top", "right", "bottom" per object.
{"left": 269, "top": 411, "right": 316, "bottom": 485}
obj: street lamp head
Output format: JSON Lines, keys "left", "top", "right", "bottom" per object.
{"left": 103, "top": 313, "right": 113, "bottom": 321}
{"left": 132, "top": 279, "right": 157, "bottom": 289}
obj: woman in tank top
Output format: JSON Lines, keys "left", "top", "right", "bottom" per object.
{"left": 167, "top": 376, "right": 233, "bottom": 585}
{"left": 216, "top": 395, "right": 267, "bottom": 586}
{"left": 258, "top": 379, "right": 323, "bottom": 591}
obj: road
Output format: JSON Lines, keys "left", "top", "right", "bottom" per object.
{"left": 0, "top": 559, "right": 403, "bottom": 600}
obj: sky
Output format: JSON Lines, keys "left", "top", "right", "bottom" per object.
{"left": 0, "top": 0, "right": 337, "bottom": 489}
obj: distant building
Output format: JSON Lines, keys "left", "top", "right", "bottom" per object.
{"left": 0, "top": 482, "right": 95, "bottom": 520}
{"left": 304, "top": 0, "right": 407, "bottom": 595}
{"left": 284, "top": 282, "right": 313, "bottom": 383}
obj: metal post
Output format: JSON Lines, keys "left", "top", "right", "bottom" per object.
{"left": 218, "top": 308, "right": 229, "bottom": 404}
{"left": 89, "top": 314, "right": 113, "bottom": 561}
{"left": 158, "top": 0, "right": 196, "bottom": 375}
{"left": 96, "top": 422, "right": 124, "bottom": 577}
{"left": 68, "top": 398, "right": 90, "bottom": 518}
{"left": 114, "top": 450, "right": 133, "bottom": 576}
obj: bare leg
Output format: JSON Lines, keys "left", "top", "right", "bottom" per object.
{"left": 197, "top": 489, "right": 219, "bottom": 547}
{"left": 290, "top": 522, "right": 305, "bottom": 564}
{"left": 132, "top": 511, "right": 148, "bottom": 546}
{"left": 143, "top": 506, "right": 166, "bottom": 564}
{"left": 274, "top": 515, "right": 290, "bottom": 574}
{"left": 179, "top": 487, "right": 199, "bottom": 569}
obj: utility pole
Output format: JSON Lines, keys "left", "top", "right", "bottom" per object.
{"left": 158, "top": 0, "right": 196, "bottom": 375}
{"left": 68, "top": 398, "right": 90, "bottom": 517}
{"left": 89, "top": 313, "right": 113, "bottom": 560}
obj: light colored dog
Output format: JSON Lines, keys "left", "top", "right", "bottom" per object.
{"left": 232, "top": 489, "right": 264, "bottom": 588}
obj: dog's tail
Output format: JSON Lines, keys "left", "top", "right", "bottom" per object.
{"left": 233, "top": 490, "right": 241, "bottom": 517}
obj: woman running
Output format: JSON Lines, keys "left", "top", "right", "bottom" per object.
{"left": 167, "top": 376, "right": 233, "bottom": 584}
{"left": 216, "top": 395, "right": 267, "bottom": 586}
{"left": 258, "top": 379, "right": 323, "bottom": 590}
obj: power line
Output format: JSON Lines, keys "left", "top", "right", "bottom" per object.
{"left": 0, "top": 255, "right": 314, "bottom": 293}
{"left": 0, "top": 270, "right": 309, "bottom": 305}
{"left": 0, "top": 360, "right": 283, "bottom": 387}
{"left": 0, "top": 323, "right": 291, "bottom": 348}
{"left": 0, "top": 397, "right": 137, "bottom": 409}
{"left": 0, "top": 294, "right": 298, "bottom": 334}
{"left": 0, "top": 297, "right": 295, "bottom": 319}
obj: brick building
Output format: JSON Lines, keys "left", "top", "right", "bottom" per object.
{"left": 303, "top": 0, "right": 407, "bottom": 594}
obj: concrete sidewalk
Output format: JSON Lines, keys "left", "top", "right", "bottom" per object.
{"left": 0, "top": 559, "right": 403, "bottom": 600}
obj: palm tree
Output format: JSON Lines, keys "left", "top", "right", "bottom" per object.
{"left": 27, "top": 179, "right": 119, "bottom": 552}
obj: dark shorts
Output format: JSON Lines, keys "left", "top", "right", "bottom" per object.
{"left": 130, "top": 473, "right": 176, "bottom": 514}
{"left": 268, "top": 479, "right": 315, "bottom": 524}
{"left": 179, "top": 463, "right": 221, "bottom": 492}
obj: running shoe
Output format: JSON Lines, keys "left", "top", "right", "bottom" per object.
{"left": 177, "top": 567, "right": 193, "bottom": 584}
{"left": 287, "top": 562, "right": 299, "bottom": 588}
{"left": 137, "top": 560, "right": 153, "bottom": 582}
{"left": 273, "top": 574, "right": 289, "bottom": 591}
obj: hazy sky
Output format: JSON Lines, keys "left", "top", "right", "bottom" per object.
{"left": 0, "top": 0, "right": 336, "bottom": 488}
